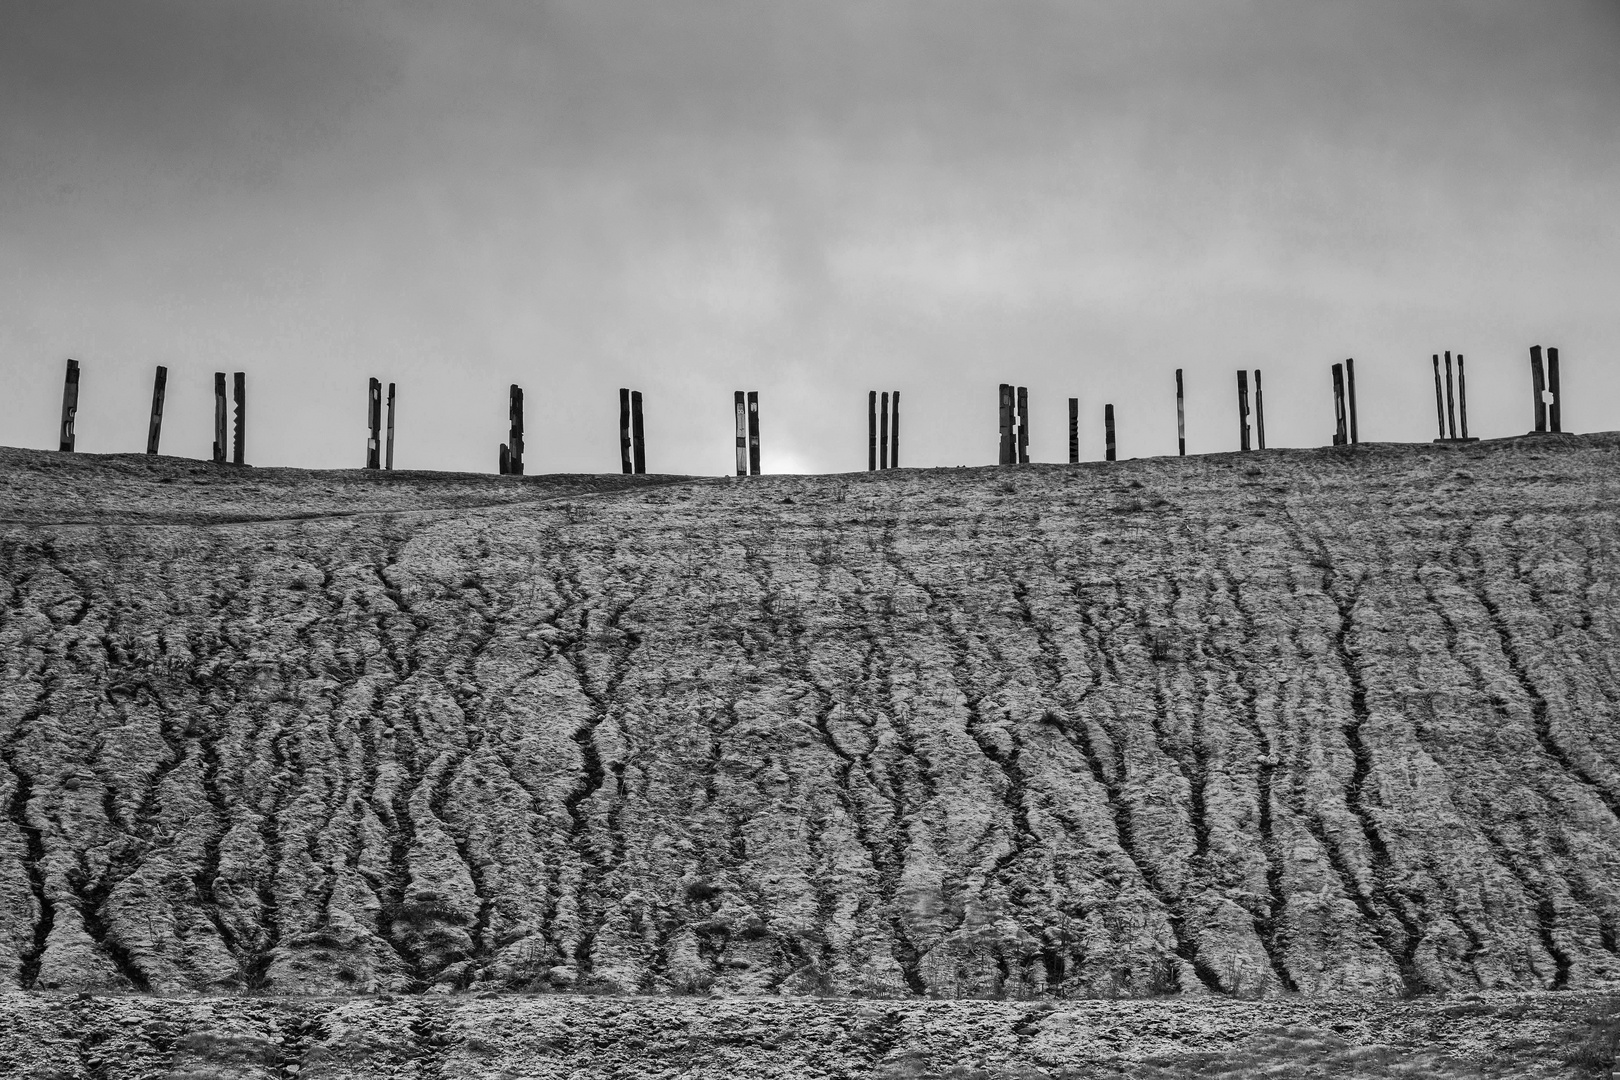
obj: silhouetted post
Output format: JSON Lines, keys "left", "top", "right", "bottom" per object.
{"left": 998, "top": 384, "right": 1014, "bottom": 465}
{"left": 232, "top": 373, "right": 246, "bottom": 465}
{"left": 499, "top": 444, "right": 510, "bottom": 474}
{"left": 880, "top": 392, "right": 890, "bottom": 470}
{"left": 735, "top": 391, "right": 748, "bottom": 476}
{"left": 213, "top": 373, "right": 227, "bottom": 463}
{"left": 146, "top": 365, "right": 167, "bottom": 455}
{"left": 1432, "top": 355, "right": 1446, "bottom": 439}
{"left": 507, "top": 384, "right": 524, "bottom": 475}
{"left": 385, "top": 382, "right": 396, "bottom": 470}
{"left": 1332, "top": 363, "right": 1348, "bottom": 446}
{"left": 1547, "top": 347, "right": 1562, "bottom": 433}
{"left": 1068, "top": 397, "right": 1079, "bottom": 464}
{"left": 1345, "top": 358, "right": 1359, "bottom": 444}
{"left": 1529, "top": 346, "right": 1547, "bottom": 433}
{"left": 747, "top": 391, "right": 761, "bottom": 475}
{"left": 1456, "top": 357, "right": 1468, "bottom": 440}
{"left": 890, "top": 391, "right": 899, "bottom": 469}
{"left": 1016, "top": 386, "right": 1029, "bottom": 464}
{"left": 1175, "top": 369, "right": 1185, "bottom": 456}
{"left": 619, "top": 388, "right": 634, "bottom": 474}
{"left": 58, "top": 359, "right": 80, "bottom": 452}
{"left": 1236, "top": 370, "right": 1251, "bottom": 451}
{"left": 1254, "top": 369, "right": 1266, "bottom": 450}
{"left": 1451, "top": 352, "right": 1464, "bottom": 440}
{"left": 367, "top": 377, "right": 383, "bottom": 469}
{"left": 1104, "top": 404, "right": 1116, "bottom": 461}
{"left": 631, "top": 390, "right": 645, "bottom": 474}
{"left": 869, "top": 391, "right": 878, "bottom": 471}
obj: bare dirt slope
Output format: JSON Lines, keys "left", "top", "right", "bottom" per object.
{"left": 0, "top": 436, "right": 1617, "bottom": 1002}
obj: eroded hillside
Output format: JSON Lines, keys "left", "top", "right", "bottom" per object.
{"left": 0, "top": 437, "right": 1616, "bottom": 999}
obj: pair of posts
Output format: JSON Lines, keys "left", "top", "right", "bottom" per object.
{"left": 499, "top": 385, "right": 524, "bottom": 474}
{"left": 1061, "top": 398, "right": 1116, "bottom": 463}
{"left": 212, "top": 373, "right": 246, "bottom": 464}
{"left": 1528, "top": 346, "right": 1563, "bottom": 434}
{"left": 1331, "top": 360, "right": 1359, "bottom": 446}
{"left": 619, "top": 389, "right": 647, "bottom": 474}
{"left": 365, "top": 379, "right": 397, "bottom": 469}
{"left": 1431, "top": 353, "right": 1475, "bottom": 442}
{"left": 998, "top": 384, "right": 1029, "bottom": 464}
{"left": 1236, "top": 370, "right": 1266, "bottom": 451}
{"left": 868, "top": 391, "right": 899, "bottom": 470}
{"left": 734, "top": 391, "right": 760, "bottom": 475}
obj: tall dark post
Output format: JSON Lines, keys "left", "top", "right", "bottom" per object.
{"left": 619, "top": 388, "right": 634, "bottom": 474}
{"left": 385, "top": 382, "right": 396, "bottom": 470}
{"left": 631, "top": 391, "right": 645, "bottom": 474}
{"left": 213, "top": 372, "right": 227, "bottom": 463}
{"left": 1529, "top": 346, "right": 1547, "bottom": 433}
{"left": 1236, "top": 370, "right": 1251, "bottom": 451}
{"left": 232, "top": 372, "right": 246, "bottom": 465}
{"left": 1332, "top": 363, "right": 1348, "bottom": 446}
{"left": 868, "top": 391, "right": 878, "bottom": 471}
{"left": 1175, "top": 369, "right": 1185, "bottom": 456}
{"left": 1432, "top": 355, "right": 1447, "bottom": 439}
{"left": 1547, "top": 347, "right": 1562, "bottom": 433}
{"left": 1456, "top": 357, "right": 1468, "bottom": 440}
{"left": 146, "top": 365, "right": 167, "bottom": 455}
{"left": 747, "top": 391, "right": 761, "bottom": 475}
{"left": 879, "top": 392, "right": 890, "bottom": 470}
{"left": 59, "top": 359, "right": 80, "bottom": 452}
{"left": 507, "top": 384, "right": 524, "bottom": 475}
{"left": 367, "top": 377, "right": 383, "bottom": 469}
{"left": 1068, "top": 397, "right": 1079, "bottom": 464}
{"left": 890, "top": 391, "right": 899, "bottom": 469}
{"left": 734, "top": 391, "right": 748, "bottom": 476}
{"left": 998, "top": 384, "right": 1014, "bottom": 465}
{"left": 1345, "top": 358, "right": 1359, "bottom": 445}
{"left": 499, "top": 444, "right": 510, "bottom": 474}
{"left": 1016, "top": 386, "right": 1029, "bottom": 464}
{"left": 1104, "top": 404, "right": 1116, "bottom": 462}
{"left": 1254, "top": 369, "right": 1266, "bottom": 450}
{"left": 1451, "top": 352, "right": 1464, "bottom": 440}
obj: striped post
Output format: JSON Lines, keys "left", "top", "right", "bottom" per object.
{"left": 735, "top": 391, "right": 748, "bottom": 476}
{"left": 1016, "top": 386, "right": 1029, "bottom": 464}
{"left": 146, "top": 365, "right": 167, "bottom": 455}
{"left": 747, "top": 391, "right": 760, "bottom": 475}
{"left": 1068, "top": 397, "right": 1079, "bottom": 464}
{"left": 1104, "top": 404, "right": 1116, "bottom": 461}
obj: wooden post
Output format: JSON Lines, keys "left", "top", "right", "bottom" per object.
{"left": 499, "top": 444, "right": 510, "bottom": 474}
{"left": 1451, "top": 354, "right": 1464, "bottom": 440}
{"left": 385, "top": 382, "right": 396, "bottom": 470}
{"left": 747, "top": 391, "right": 761, "bottom": 475}
{"left": 58, "top": 359, "right": 80, "bottom": 452}
{"left": 1254, "top": 369, "right": 1266, "bottom": 450}
{"left": 1016, "top": 386, "right": 1029, "bottom": 464}
{"left": 1068, "top": 397, "right": 1079, "bottom": 464}
{"left": 367, "top": 377, "right": 382, "bottom": 469}
{"left": 1345, "top": 358, "right": 1359, "bottom": 445}
{"left": 869, "top": 390, "right": 878, "bottom": 471}
{"left": 1456, "top": 357, "right": 1468, "bottom": 440}
{"left": 507, "top": 384, "right": 524, "bottom": 475}
{"left": 631, "top": 390, "right": 645, "bottom": 474}
{"left": 232, "top": 372, "right": 246, "bottom": 465}
{"left": 1104, "top": 404, "right": 1116, "bottom": 461}
{"left": 1432, "top": 355, "right": 1446, "bottom": 439}
{"left": 1529, "top": 346, "right": 1547, "bottom": 433}
{"left": 146, "top": 365, "right": 167, "bottom": 455}
{"left": 1236, "top": 370, "right": 1251, "bottom": 452}
{"left": 1547, "top": 347, "right": 1562, "bottom": 433}
{"left": 880, "top": 392, "right": 890, "bottom": 470}
{"left": 619, "top": 388, "right": 634, "bottom": 474}
{"left": 1175, "top": 369, "right": 1185, "bottom": 456}
{"left": 890, "top": 391, "right": 899, "bottom": 469}
{"left": 1332, "top": 363, "right": 1347, "bottom": 446}
{"left": 998, "top": 384, "right": 1014, "bottom": 465}
{"left": 213, "top": 372, "right": 227, "bottom": 463}
{"left": 735, "top": 391, "right": 748, "bottom": 476}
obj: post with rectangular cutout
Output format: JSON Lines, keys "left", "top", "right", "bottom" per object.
{"left": 890, "top": 391, "right": 899, "bottom": 469}
{"left": 59, "top": 359, "right": 80, "bottom": 452}
{"left": 734, "top": 391, "right": 747, "bottom": 476}
{"left": 1236, "top": 370, "right": 1251, "bottom": 451}
{"left": 1016, "top": 386, "right": 1030, "bottom": 464}
{"left": 631, "top": 390, "right": 645, "bottom": 474}
{"left": 213, "top": 372, "right": 227, "bottom": 463}
{"left": 1254, "top": 369, "right": 1266, "bottom": 450}
{"left": 1345, "top": 358, "right": 1359, "bottom": 445}
{"left": 385, "top": 382, "right": 396, "bottom": 470}
{"left": 1104, "top": 404, "right": 1116, "bottom": 461}
{"left": 507, "top": 384, "right": 524, "bottom": 475}
{"left": 146, "top": 365, "right": 167, "bottom": 455}
{"left": 1175, "top": 369, "right": 1185, "bottom": 456}
{"left": 868, "top": 391, "right": 878, "bottom": 471}
{"left": 367, "top": 378, "right": 382, "bottom": 469}
{"left": 1547, "top": 347, "right": 1562, "bottom": 433}
{"left": 880, "top": 392, "right": 890, "bottom": 470}
{"left": 747, "top": 391, "right": 761, "bottom": 475}
{"left": 232, "top": 372, "right": 245, "bottom": 465}
{"left": 1068, "top": 397, "right": 1079, "bottom": 464}
{"left": 1332, "top": 363, "right": 1347, "bottom": 446}
{"left": 998, "top": 384, "right": 1014, "bottom": 465}
{"left": 1444, "top": 352, "right": 1458, "bottom": 440}
{"left": 1529, "top": 346, "right": 1547, "bottom": 433}
{"left": 619, "top": 388, "right": 634, "bottom": 474}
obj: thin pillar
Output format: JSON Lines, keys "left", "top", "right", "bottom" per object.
{"left": 1456, "top": 357, "right": 1468, "bottom": 440}
{"left": 1547, "top": 347, "right": 1562, "bottom": 433}
{"left": 1332, "top": 363, "right": 1348, "bottom": 446}
{"left": 1254, "top": 369, "right": 1266, "bottom": 451}
{"left": 1068, "top": 397, "right": 1079, "bottom": 464}
{"left": 1432, "top": 355, "right": 1447, "bottom": 439}
{"left": 1444, "top": 352, "right": 1458, "bottom": 440}
{"left": 880, "top": 392, "right": 890, "bottom": 470}
{"left": 1016, "top": 386, "right": 1029, "bottom": 464}
{"left": 747, "top": 391, "right": 760, "bottom": 475}
{"left": 890, "top": 391, "right": 900, "bottom": 469}
{"left": 507, "top": 384, "right": 524, "bottom": 475}
{"left": 146, "top": 365, "right": 167, "bottom": 455}
{"left": 1236, "top": 370, "right": 1251, "bottom": 452}
{"left": 1104, "top": 404, "right": 1116, "bottom": 462}
{"left": 1175, "top": 369, "right": 1185, "bottom": 456}
{"left": 385, "top": 382, "right": 396, "bottom": 470}
{"left": 213, "top": 372, "right": 227, "bottom": 463}
{"left": 367, "top": 378, "right": 383, "bottom": 469}
{"left": 868, "top": 391, "right": 878, "bottom": 471}
{"left": 735, "top": 391, "right": 748, "bottom": 476}
{"left": 1529, "top": 346, "right": 1547, "bottom": 433}
{"left": 1345, "top": 358, "right": 1359, "bottom": 445}
{"left": 620, "top": 388, "right": 634, "bottom": 474}
{"left": 499, "top": 444, "right": 510, "bottom": 474}
{"left": 631, "top": 391, "right": 645, "bottom": 474}
{"left": 232, "top": 372, "right": 245, "bottom": 465}
{"left": 998, "top": 384, "right": 1014, "bottom": 465}
{"left": 59, "top": 359, "right": 80, "bottom": 452}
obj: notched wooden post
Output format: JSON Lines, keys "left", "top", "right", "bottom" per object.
{"left": 890, "top": 390, "right": 899, "bottom": 469}
{"left": 1175, "top": 369, "right": 1185, "bottom": 457}
{"left": 146, "top": 365, "right": 167, "bottom": 455}
{"left": 1529, "top": 346, "right": 1547, "bottom": 433}
{"left": 1547, "top": 347, "right": 1562, "bottom": 433}
{"left": 1432, "top": 354, "right": 1446, "bottom": 439}
{"left": 1331, "top": 363, "right": 1347, "bottom": 446}
{"left": 1254, "top": 369, "right": 1266, "bottom": 450}
{"left": 1068, "top": 397, "right": 1079, "bottom": 464}
{"left": 747, "top": 391, "right": 760, "bottom": 475}
{"left": 499, "top": 443, "right": 510, "bottom": 474}
{"left": 367, "top": 377, "right": 382, "bottom": 469}
{"left": 1444, "top": 352, "right": 1458, "bottom": 440}
{"left": 1236, "top": 370, "right": 1251, "bottom": 452}
{"left": 1016, "top": 386, "right": 1029, "bottom": 464}
{"left": 619, "top": 388, "right": 633, "bottom": 474}
{"left": 232, "top": 372, "right": 245, "bottom": 465}
{"left": 213, "top": 372, "right": 227, "bottom": 464}
{"left": 385, "top": 382, "right": 396, "bottom": 470}
{"left": 631, "top": 390, "right": 645, "bottom": 474}
{"left": 998, "top": 384, "right": 1013, "bottom": 465}
{"left": 869, "top": 390, "right": 878, "bottom": 471}
{"left": 735, "top": 390, "right": 747, "bottom": 476}
{"left": 59, "top": 359, "right": 80, "bottom": 452}
{"left": 1104, "top": 403, "right": 1116, "bottom": 462}
{"left": 1456, "top": 357, "right": 1468, "bottom": 440}
{"left": 508, "top": 384, "right": 524, "bottom": 475}
{"left": 1345, "top": 358, "right": 1359, "bottom": 444}
{"left": 880, "top": 391, "right": 890, "bottom": 470}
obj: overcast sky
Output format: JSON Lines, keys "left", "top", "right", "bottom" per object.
{"left": 2, "top": 0, "right": 1616, "bottom": 474}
